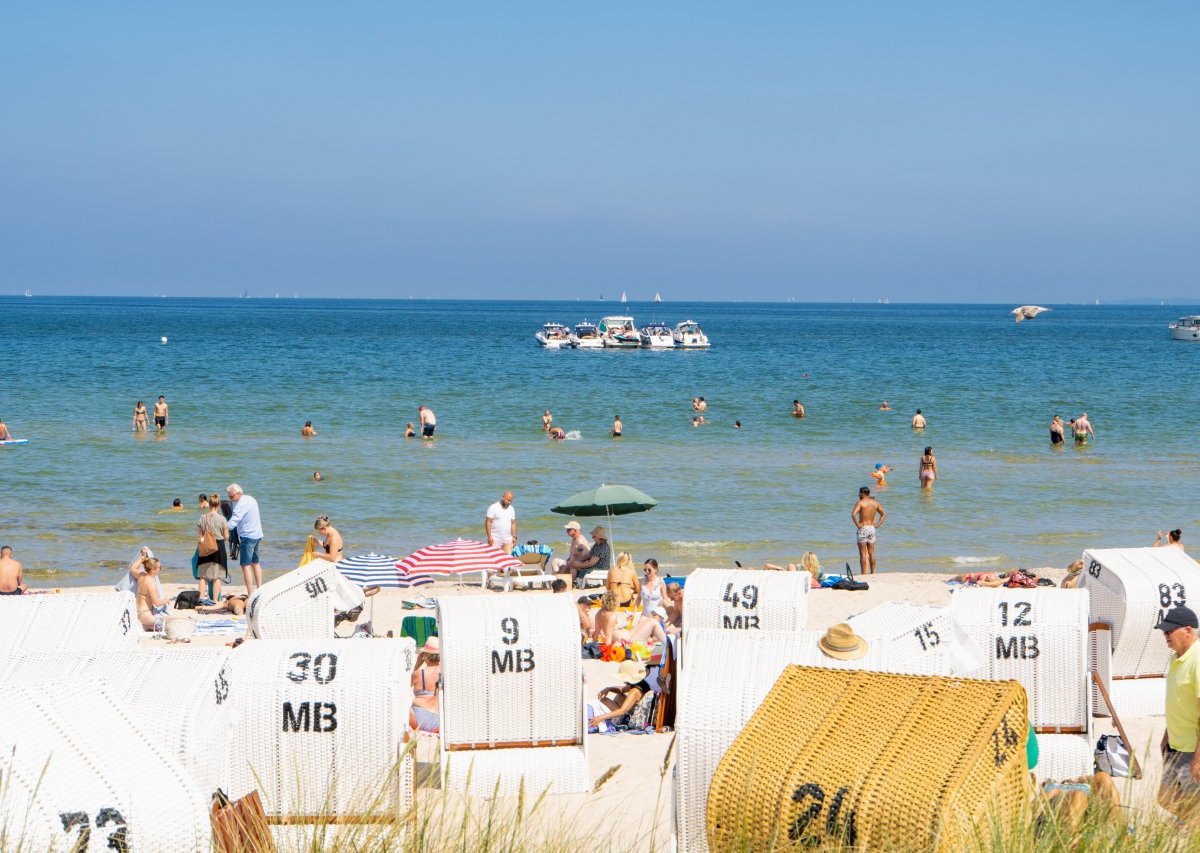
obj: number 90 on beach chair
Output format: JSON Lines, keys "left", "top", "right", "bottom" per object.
{"left": 247, "top": 559, "right": 365, "bottom": 640}
{"left": 682, "top": 569, "right": 808, "bottom": 634}
{"left": 437, "top": 594, "right": 589, "bottom": 796}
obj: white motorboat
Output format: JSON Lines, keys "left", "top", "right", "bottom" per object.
{"left": 599, "top": 315, "right": 641, "bottom": 348}
{"left": 534, "top": 322, "right": 574, "bottom": 348}
{"left": 1169, "top": 316, "right": 1200, "bottom": 341}
{"left": 570, "top": 321, "right": 604, "bottom": 349}
{"left": 673, "top": 320, "right": 710, "bottom": 348}
{"left": 639, "top": 323, "right": 675, "bottom": 348}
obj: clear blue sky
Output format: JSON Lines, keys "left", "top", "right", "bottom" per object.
{"left": 2, "top": 4, "right": 1197, "bottom": 301}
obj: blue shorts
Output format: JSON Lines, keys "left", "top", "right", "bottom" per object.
{"left": 422, "top": 423, "right": 436, "bottom": 437}
{"left": 239, "top": 537, "right": 261, "bottom": 566}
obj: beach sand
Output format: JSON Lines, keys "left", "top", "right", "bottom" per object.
{"left": 67, "top": 569, "right": 1170, "bottom": 847}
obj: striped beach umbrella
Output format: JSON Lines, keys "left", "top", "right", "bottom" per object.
{"left": 336, "top": 553, "right": 435, "bottom": 589}
{"left": 395, "top": 538, "right": 521, "bottom": 579}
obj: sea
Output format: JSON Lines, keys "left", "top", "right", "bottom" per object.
{"left": 1, "top": 297, "right": 1197, "bottom": 588}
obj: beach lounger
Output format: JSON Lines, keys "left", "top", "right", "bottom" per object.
{"left": 682, "top": 568, "right": 808, "bottom": 634}
{"left": 487, "top": 551, "right": 556, "bottom": 592}
{"left": 437, "top": 594, "right": 588, "bottom": 796}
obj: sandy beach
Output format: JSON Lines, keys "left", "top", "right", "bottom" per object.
{"left": 51, "top": 566, "right": 1167, "bottom": 849}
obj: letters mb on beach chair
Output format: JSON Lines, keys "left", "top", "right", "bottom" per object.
{"left": 683, "top": 569, "right": 808, "bottom": 633}
{"left": 674, "top": 627, "right": 952, "bottom": 853}
{"left": 1080, "top": 546, "right": 1200, "bottom": 716}
{"left": 0, "top": 681, "right": 211, "bottom": 852}
{"left": 224, "top": 638, "right": 417, "bottom": 829}
{"left": 437, "top": 594, "right": 588, "bottom": 796}
{"left": 0, "top": 648, "right": 234, "bottom": 800}
{"left": 950, "top": 588, "right": 1092, "bottom": 781}
{"left": 247, "top": 559, "right": 365, "bottom": 640}
{"left": 705, "top": 667, "right": 1031, "bottom": 853}
{"left": 0, "top": 591, "right": 141, "bottom": 656}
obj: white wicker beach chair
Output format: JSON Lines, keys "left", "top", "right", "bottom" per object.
{"left": 437, "top": 593, "right": 588, "bottom": 796}
{"left": 0, "top": 648, "right": 234, "bottom": 799}
{"left": 673, "top": 628, "right": 950, "bottom": 853}
{"left": 0, "top": 681, "right": 210, "bottom": 852}
{"left": 848, "top": 601, "right": 983, "bottom": 676}
{"left": 247, "top": 559, "right": 365, "bottom": 639}
{"left": 682, "top": 569, "right": 808, "bottom": 634}
{"left": 949, "top": 588, "right": 1091, "bottom": 781}
{"left": 0, "top": 591, "right": 141, "bottom": 656}
{"left": 224, "top": 637, "right": 417, "bottom": 824}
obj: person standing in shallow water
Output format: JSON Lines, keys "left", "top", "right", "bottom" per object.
{"left": 1050, "top": 415, "right": 1065, "bottom": 446}
{"left": 132, "top": 401, "right": 148, "bottom": 432}
{"left": 912, "top": 409, "right": 926, "bottom": 429}
{"left": 612, "top": 415, "right": 622, "bottom": 438}
{"left": 919, "top": 447, "right": 938, "bottom": 489}
{"left": 851, "top": 486, "right": 886, "bottom": 575}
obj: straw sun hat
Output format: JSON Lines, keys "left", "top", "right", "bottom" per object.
{"left": 818, "top": 623, "right": 868, "bottom": 660}
{"left": 618, "top": 659, "right": 648, "bottom": 684}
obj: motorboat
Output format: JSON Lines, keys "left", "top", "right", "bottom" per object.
{"left": 673, "top": 320, "right": 711, "bottom": 348}
{"left": 1169, "top": 316, "right": 1200, "bottom": 341}
{"left": 599, "top": 315, "right": 641, "bottom": 348}
{"left": 535, "top": 322, "right": 574, "bottom": 348}
{"left": 570, "top": 321, "right": 604, "bottom": 349}
{"left": 639, "top": 323, "right": 675, "bottom": 348}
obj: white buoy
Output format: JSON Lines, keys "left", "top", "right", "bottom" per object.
{"left": 161, "top": 336, "right": 168, "bottom": 344}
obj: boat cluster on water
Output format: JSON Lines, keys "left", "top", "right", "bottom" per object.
{"left": 535, "top": 317, "right": 710, "bottom": 349}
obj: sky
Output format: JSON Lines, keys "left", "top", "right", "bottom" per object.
{"left": 1, "top": 4, "right": 1197, "bottom": 302}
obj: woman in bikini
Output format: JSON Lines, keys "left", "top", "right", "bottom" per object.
{"left": 313, "top": 516, "right": 344, "bottom": 563}
{"left": 136, "top": 557, "right": 168, "bottom": 631}
{"left": 132, "top": 401, "right": 148, "bottom": 432}
{"left": 409, "top": 637, "right": 441, "bottom": 732}
{"left": 640, "top": 559, "right": 667, "bottom": 615}
{"left": 919, "top": 446, "right": 938, "bottom": 489}
{"left": 606, "top": 551, "right": 640, "bottom": 607}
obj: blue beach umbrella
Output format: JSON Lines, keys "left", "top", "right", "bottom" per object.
{"left": 336, "top": 553, "right": 434, "bottom": 589}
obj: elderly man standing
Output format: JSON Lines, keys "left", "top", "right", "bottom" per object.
{"left": 485, "top": 491, "right": 517, "bottom": 553}
{"left": 571, "top": 526, "right": 613, "bottom": 589}
{"left": 226, "top": 483, "right": 265, "bottom": 595}
{"left": 550, "top": 521, "right": 591, "bottom": 575}
{"left": 1158, "top": 606, "right": 1200, "bottom": 820}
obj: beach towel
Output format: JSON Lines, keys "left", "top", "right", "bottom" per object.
{"left": 194, "top": 619, "right": 245, "bottom": 636}
{"left": 300, "top": 535, "right": 318, "bottom": 567}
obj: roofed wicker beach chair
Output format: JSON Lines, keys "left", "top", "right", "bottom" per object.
{"left": 437, "top": 594, "right": 589, "bottom": 796}
{"left": 0, "top": 590, "right": 141, "bottom": 656}
{"left": 705, "top": 666, "right": 1031, "bottom": 852}
{"left": 673, "top": 627, "right": 952, "bottom": 853}
{"left": 1079, "top": 546, "right": 1200, "bottom": 716}
{"left": 223, "top": 637, "right": 417, "bottom": 842}
{"left": 848, "top": 600, "right": 984, "bottom": 676}
{"left": 0, "top": 681, "right": 211, "bottom": 851}
{"left": 682, "top": 568, "right": 809, "bottom": 634}
{"left": 247, "top": 559, "right": 364, "bottom": 640}
{"left": 950, "top": 587, "right": 1093, "bottom": 781}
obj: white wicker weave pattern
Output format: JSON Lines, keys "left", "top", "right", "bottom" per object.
{"left": 225, "top": 638, "right": 416, "bottom": 819}
{"left": 0, "top": 649, "right": 233, "bottom": 798}
{"left": 847, "top": 601, "right": 983, "bottom": 676}
{"left": 1078, "top": 547, "right": 1200, "bottom": 676}
{"left": 437, "top": 594, "right": 588, "bottom": 795}
{"left": 247, "top": 559, "right": 364, "bottom": 640}
{"left": 1105, "top": 678, "right": 1166, "bottom": 718}
{"left": 1037, "top": 734, "right": 1095, "bottom": 782}
{"left": 0, "top": 681, "right": 210, "bottom": 852}
{"left": 682, "top": 569, "right": 808, "bottom": 634}
{"left": 1089, "top": 625, "right": 1113, "bottom": 717}
{"left": 950, "top": 589, "right": 1090, "bottom": 731}
{"left": 674, "top": 628, "right": 950, "bottom": 853}
{"left": 0, "top": 591, "right": 140, "bottom": 656}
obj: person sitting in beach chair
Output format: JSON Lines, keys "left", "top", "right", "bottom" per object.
{"left": 409, "top": 637, "right": 441, "bottom": 733}
{"left": 589, "top": 660, "right": 654, "bottom": 732}
{"left": 136, "top": 557, "right": 169, "bottom": 631}
{"left": 614, "top": 605, "right": 669, "bottom": 646}
{"left": 665, "top": 583, "right": 684, "bottom": 633}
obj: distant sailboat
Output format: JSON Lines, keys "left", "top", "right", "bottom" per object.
{"left": 620, "top": 291, "right": 628, "bottom": 303}
{"left": 241, "top": 289, "right": 249, "bottom": 298}
{"left": 654, "top": 292, "right": 662, "bottom": 303}
{"left": 24, "top": 289, "right": 31, "bottom": 297}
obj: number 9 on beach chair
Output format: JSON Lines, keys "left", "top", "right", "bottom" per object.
{"left": 0, "top": 591, "right": 141, "bottom": 656}
{"left": 950, "top": 588, "right": 1092, "bottom": 781}
{"left": 682, "top": 569, "right": 808, "bottom": 634}
{"left": 437, "top": 594, "right": 588, "bottom": 796}
{"left": 247, "top": 559, "right": 365, "bottom": 640}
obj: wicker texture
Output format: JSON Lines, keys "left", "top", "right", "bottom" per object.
{"left": 437, "top": 594, "right": 588, "bottom": 795}
{"left": 848, "top": 601, "right": 983, "bottom": 676}
{"left": 0, "top": 648, "right": 233, "bottom": 798}
{"left": 0, "top": 591, "right": 140, "bottom": 655}
{"left": 0, "top": 681, "right": 210, "bottom": 852}
{"left": 1105, "top": 679, "right": 1166, "bottom": 718}
{"left": 675, "top": 628, "right": 950, "bottom": 853}
{"left": 683, "top": 569, "right": 809, "bottom": 634}
{"left": 1090, "top": 625, "right": 1113, "bottom": 717}
{"left": 247, "top": 559, "right": 364, "bottom": 640}
{"left": 1036, "top": 734, "right": 1095, "bottom": 781}
{"left": 225, "top": 638, "right": 416, "bottom": 819}
{"left": 442, "top": 745, "right": 592, "bottom": 798}
{"left": 706, "top": 666, "right": 1031, "bottom": 853}
{"left": 1079, "top": 547, "right": 1200, "bottom": 676}
{"left": 950, "top": 589, "right": 1090, "bottom": 731}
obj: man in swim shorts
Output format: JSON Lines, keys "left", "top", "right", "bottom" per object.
{"left": 0, "top": 546, "right": 25, "bottom": 594}
{"left": 851, "top": 486, "right": 886, "bottom": 575}
{"left": 153, "top": 396, "right": 168, "bottom": 432}
{"left": 1073, "top": 412, "right": 1095, "bottom": 444}
{"left": 419, "top": 405, "right": 436, "bottom": 438}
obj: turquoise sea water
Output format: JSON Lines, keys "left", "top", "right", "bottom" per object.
{"left": 1, "top": 297, "right": 1196, "bottom": 587}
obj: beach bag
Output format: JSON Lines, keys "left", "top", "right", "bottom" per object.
{"left": 199, "top": 525, "right": 218, "bottom": 557}
{"left": 174, "top": 590, "right": 200, "bottom": 610}
{"left": 1004, "top": 569, "right": 1038, "bottom": 589}
{"left": 625, "top": 690, "right": 657, "bottom": 730}
{"left": 834, "top": 562, "right": 870, "bottom": 591}
{"left": 1094, "top": 735, "right": 1130, "bottom": 777}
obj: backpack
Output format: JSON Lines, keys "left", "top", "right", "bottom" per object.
{"left": 174, "top": 590, "right": 201, "bottom": 610}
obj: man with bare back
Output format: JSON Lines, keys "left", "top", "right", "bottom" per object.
{"left": 851, "top": 486, "right": 886, "bottom": 575}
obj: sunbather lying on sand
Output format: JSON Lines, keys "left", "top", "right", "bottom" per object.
{"left": 196, "top": 594, "right": 248, "bottom": 616}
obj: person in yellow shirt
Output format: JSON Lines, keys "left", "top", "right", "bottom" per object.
{"left": 1158, "top": 606, "right": 1200, "bottom": 818}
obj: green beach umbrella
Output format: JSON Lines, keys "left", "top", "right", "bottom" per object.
{"left": 551, "top": 484, "right": 659, "bottom": 559}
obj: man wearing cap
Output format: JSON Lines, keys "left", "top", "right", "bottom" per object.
{"left": 550, "top": 521, "right": 590, "bottom": 576}
{"left": 1158, "top": 605, "right": 1200, "bottom": 816}
{"left": 570, "top": 526, "right": 612, "bottom": 589}
{"left": 484, "top": 491, "right": 517, "bottom": 553}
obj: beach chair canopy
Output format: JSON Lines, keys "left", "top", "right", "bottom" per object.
{"left": 247, "top": 559, "right": 364, "bottom": 639}
{"left": 848, "top": 601, "right": 983, "bottom": 676}
{"left": 683, "top": 568, "right": 809, "bottom": 634}
{"left": 224, "top": 637, "right": 416, "bottom": 820}
{"left": 0, "top": 591, "right": 141, "bottom": 656}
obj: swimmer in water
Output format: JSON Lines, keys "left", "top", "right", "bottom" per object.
{"left": 792, "top": 400, "right": 805, "bottom": 418}
{"left": 404, "top": 422, "right": 416, "bottom": 438}
{"left": 612, "top": 415, "right": 622, "bottom": 438}
{"left": 912, "top": 409, "right": 926, "bottom": 429}
{"left": 313, "top": 471, "right": 323, "bottom": 481}
{"left": 301, "top": 420, "right": 316, "bottom": 436}
{"left": 542, "top": 410, "right": 552, "bottom": 432}
{"left": 734, "top": 420, "right": 742, "bottom": 429}
{"left": 879, "top": 401, "right": 891, "bottom": 411}
{"left": 871, "top": 463, "right": 892, "bottom": 487}
{"left": 919, "top": 447, "right": 937, "bottom": 489}
{"left": 548, "top": 426, "right": 566, "bottom": 440}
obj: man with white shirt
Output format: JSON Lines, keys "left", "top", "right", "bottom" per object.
{"left": 226, "top": 483, "right": 265, "bottom": 595}
{"left": 485, "top": 491, "right": 517, "bottom": 553}
{"left": 550, "top": 521, "right": 591, "bottom": 575}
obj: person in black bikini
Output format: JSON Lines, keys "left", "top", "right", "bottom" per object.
{"left": 1050, "top": 415, "right": 1065, "bottom": 445}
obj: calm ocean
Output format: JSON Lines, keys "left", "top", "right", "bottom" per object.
{"left": 1, "top": 297, "right": 1196, "bottom": 587}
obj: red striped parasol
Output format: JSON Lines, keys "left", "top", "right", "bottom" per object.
{"left": 395, "top": 538, "right": 522, "bottom": 577}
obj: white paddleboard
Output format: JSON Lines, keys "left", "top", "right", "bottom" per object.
{"left": 0, "top": 439, "right": 28, "bottom": 446}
